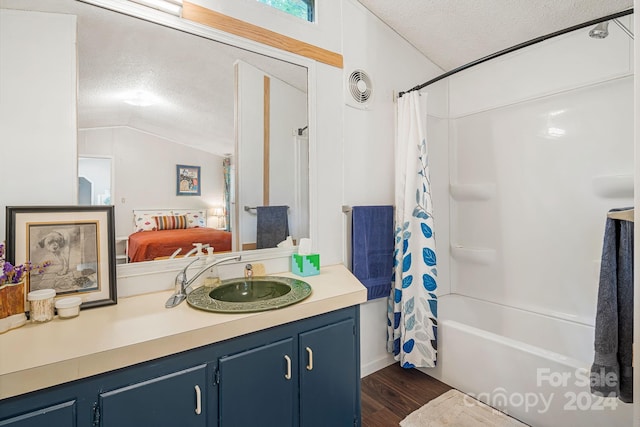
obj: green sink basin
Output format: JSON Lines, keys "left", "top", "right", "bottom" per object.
{"left": 209, "top": 280, "right": 292, "bottom": 303}
{"left": 187, "top": 276, "right": 312, "bottom": 313}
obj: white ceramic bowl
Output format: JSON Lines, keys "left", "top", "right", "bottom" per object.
{"left": 55, "top": 296, "right": 82, "bottom": 319}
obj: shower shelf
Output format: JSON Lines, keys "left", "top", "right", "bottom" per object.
{"left": 592, "top": 174, "right": 633, "bottom": 199}
{"left": 450, "top": 184, "right": 496, "bottom": 201}
{"left": 450, "top": 245, "right": 496, "bottom": 265}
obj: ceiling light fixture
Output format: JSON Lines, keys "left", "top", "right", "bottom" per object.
{"left": 547, "top": 127, "right": 566, "bottom": 138}
{"left": 129, "top": 0, "right": 183, "bottom": 17}
{"left": 122, "top": 90, "right": 160, "bottom": 107}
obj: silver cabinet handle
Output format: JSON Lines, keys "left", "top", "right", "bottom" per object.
{"left": 305, "top": 347, "right": 313, "bottom": 371}
{"left": 194, "top": 385, "right": 202, "bottom": 415}
{"left": 284, "top": 355, "right": 292, "bottom": 380}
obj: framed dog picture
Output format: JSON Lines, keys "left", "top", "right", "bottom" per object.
{"left": 5, "top": 206, "right": 117, "bottom": 309}
{"left": 176, "top": 164, "right": 201, "bottom": 196}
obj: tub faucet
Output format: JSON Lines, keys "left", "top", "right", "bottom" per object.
{"left": 244, "top": 264, "right": 253, "bottom": 278}
{"left": 165, "top": 254, "right": 241, "bottom": 308}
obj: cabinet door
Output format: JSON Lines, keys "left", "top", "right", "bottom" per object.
{"left": 218, "top": 338, "right": 295, "bottom": 427}
{"left": 99, "top": 364, "right": 207, "bottom": 427}
{"left": 299, "top": 319, "right": 357, "bottom": 427}
{"left": 0, "top": 401, "right": 76, "bottom": 427}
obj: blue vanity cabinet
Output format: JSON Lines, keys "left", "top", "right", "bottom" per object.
{"left": 98, "top": 364, "right": 208, "bottom": 427}
{"left": 0, "top": 305, "right": 360, "bottom": 427}
{"left": 0, "top": 400, "right": 77, "bottom": 427}
{"left": 299, "top": 318, "right": 358, "bottom": 427}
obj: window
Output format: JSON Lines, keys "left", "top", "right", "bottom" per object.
{"left": 256, "top": 0, "right": 314, "bottom": 22}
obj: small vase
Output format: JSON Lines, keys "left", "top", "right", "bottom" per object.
{"left": 0, "top": 280, "right": 28, "bottom": 333}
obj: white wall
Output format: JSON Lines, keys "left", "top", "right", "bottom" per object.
{"left": 235, "top": 61, "right": 308, "bottom": 248}
{"left": 269, "top": 77, "right": 309, "bottom": 242}
{"left": 0, "top": 9, "right": 77, "bottom": 242}
{"left": 340, "top": 0, "right": 446, "bottom": 376}
{"left": 78, "top": 127, "right": 225, "bottom": 237}
{"left": 448, "top": 22, "right": 634, "bottom": 325}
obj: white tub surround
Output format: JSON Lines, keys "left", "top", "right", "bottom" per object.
{"left": 0, "top": 264, "right": 366, "bottom": 400}
{"left": 431, "top": 21, "right": 635, "bottom": 426}
{"left": 428, "top": 295, "right": 632, "bottom": 427}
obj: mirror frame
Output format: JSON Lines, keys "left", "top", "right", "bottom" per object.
{"left": 79, "top": 0, "right": 318, "bottom": 277}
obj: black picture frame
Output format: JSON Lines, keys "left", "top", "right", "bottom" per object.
{"left": 176, "top": 164, "right": 201, "bottom": 196}
{"left": 6, "top": 206, "right": 117, "bottom": 309}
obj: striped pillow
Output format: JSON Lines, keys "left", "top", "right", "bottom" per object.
{"left": 173, "top": 211, "right": 206, "bottom": 228}
{"left": 154, "top": 215, "right": 188, "bottom": 231}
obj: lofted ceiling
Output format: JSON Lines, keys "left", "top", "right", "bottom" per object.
{"left": 4, "top": 0, "right": 634, "bottom": 157}
{"left": 357, "top": 0, "right": 634, "bottom": 71}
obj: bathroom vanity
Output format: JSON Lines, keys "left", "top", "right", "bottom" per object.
{"left": 0, "top": 265, "right": 366, "bottom": 427}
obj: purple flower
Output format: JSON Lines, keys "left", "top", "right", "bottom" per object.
{"left": 0, "top": 242, "right": 50, "bottom": 285}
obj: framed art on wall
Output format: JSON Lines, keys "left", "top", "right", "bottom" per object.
{"left": 176, "top": 164, "right": 201, "bottom": 196}
{"left": 5, "top": 206, "right": 117, "bottom": 309}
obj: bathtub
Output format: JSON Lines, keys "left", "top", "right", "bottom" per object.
{"left": 426, "top": 294, "right": 632, "bottom": 427}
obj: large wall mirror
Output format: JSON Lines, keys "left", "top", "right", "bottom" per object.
{"left": 2, "top": 0, "right": 309, "bottom": 265}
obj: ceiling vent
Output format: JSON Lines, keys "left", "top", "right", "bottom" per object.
{"left": 346, "top": 69, "right": 373, "bottom": 109}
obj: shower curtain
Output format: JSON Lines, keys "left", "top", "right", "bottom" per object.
{"left": 387, "top": 91, "right": 438, "bottom": 368}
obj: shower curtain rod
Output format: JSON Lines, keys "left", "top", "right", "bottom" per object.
{"left": 398, "top": 8, "right": 634, "bottom": 98}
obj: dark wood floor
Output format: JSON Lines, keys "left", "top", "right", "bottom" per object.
{"left": 361, "top": 363, "right": 452, "bottom": 427}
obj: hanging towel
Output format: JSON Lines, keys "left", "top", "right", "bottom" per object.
{"left": 351, "top": 205, "right": 394, "bottom": 300}
{"left": 590, "top": 208, "right": 634, "bottom": 403}
{"left": 256, "top": 206, "right": 289, "bottom": 249}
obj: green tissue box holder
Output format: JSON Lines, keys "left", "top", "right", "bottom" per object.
{"left": 292, "top": 253, "right": 320, "bottom": 277}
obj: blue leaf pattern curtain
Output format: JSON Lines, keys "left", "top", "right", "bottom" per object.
{"left": 387, "top": 91, "right": 438, "bottom": 368}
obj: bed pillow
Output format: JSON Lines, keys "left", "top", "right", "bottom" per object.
{"left": 177, "top": 211, "right": 206, "bottom": 228}
{"left": 154, "top": 215, "right": 188, "bottom": 230}
{"left": 134, "top": 214, "right": 158, "bottom": 232}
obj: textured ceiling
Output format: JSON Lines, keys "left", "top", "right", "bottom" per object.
{"left": 357, "top": 0, "right": 634, "bottom": 71}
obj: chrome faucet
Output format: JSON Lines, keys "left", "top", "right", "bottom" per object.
{"left": 165, "top": 254, "right": 241, "bottom": 308}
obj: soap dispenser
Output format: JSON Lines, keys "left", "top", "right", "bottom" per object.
{"left": 202, "top": 248, "right": 221, "bottom": 287}
{"left": 203, "top": 265, "right": 221, "bottom": 287}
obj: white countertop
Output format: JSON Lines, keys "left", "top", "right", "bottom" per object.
{"left": 0, "top": 264, "right": 366, "bottom": 400}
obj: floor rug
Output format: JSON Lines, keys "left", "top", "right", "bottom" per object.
{"left": 400, "top": 389, "right": 529, "bottom": 426}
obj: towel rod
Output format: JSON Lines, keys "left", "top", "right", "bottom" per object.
{"left": 342, "top": 205, "right": 396, "bottom": 213}
{"left": 607, "top": 208, "right": 634, "bottom": 222}
{"left": 244, "top": 205, "right": 290, "bottom": 213}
